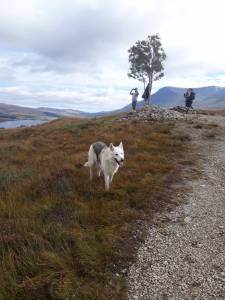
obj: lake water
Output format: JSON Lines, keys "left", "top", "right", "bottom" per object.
{"left": 0, "top": 119, "right": 48, "bottom": 129}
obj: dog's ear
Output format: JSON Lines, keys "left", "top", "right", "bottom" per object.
{"left": 109, "top": 143, "right": 114, "bottom": 151}
{"left": 119, "top": 141, "right": 123, "bottom": 149}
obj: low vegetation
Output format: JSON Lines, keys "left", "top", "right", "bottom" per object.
{"left": 0, "top": 117, "right": 191, "bottom": 299}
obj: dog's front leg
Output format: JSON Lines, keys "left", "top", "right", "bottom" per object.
{"left": 104, "top": 175, "right": 110, "bottom": 191}
{"left": 90, "top": 167, "right": 94, "bottom": 181}
{"left": 97, "top": 165, "right": 101, "bottom": 177}
{"left": 109, "top": 173, "right": 114, "bottom": 184}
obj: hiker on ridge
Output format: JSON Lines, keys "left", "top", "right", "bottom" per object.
{"left": 184, "top": 88, "right": 195, "bottom": 109}
{"left": 130, "top": 88, "right": 139, "bottom": 111}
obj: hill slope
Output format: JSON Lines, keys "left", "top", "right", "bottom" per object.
{"left": 0, "top": 116, "right": 190, "bottom": 299}
{"left": 0, "top": 103, "right": 110, "bottom": 122}
{"left": 37, "top": 107, "right": 108, "bottom": 118}
{"left": 128, "top": 113, "right": 225, "bottom": 299}
{"left": 0, "top": 103, "right": 48, "bottom": 121}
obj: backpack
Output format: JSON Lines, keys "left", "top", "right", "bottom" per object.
{"left": 189, "top": 92, "right": 195, "bottom": 101}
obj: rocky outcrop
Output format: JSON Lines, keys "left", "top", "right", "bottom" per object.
{"left": 121, "top": 105, "right": 189, "bottom": 121}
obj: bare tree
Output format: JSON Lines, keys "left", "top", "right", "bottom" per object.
{"left": 128, "top": 34, "right": 166, "bottom": 105}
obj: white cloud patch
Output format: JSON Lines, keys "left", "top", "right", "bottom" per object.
{"left": 0, "top": 0, "right": 225, "bottom": 111}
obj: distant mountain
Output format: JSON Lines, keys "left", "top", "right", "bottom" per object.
{"left": 37, "top": 107, "right": 109, "bottom": 118}
{"left": 1, "top": 86, "right": 225, "bottom": 122}
{"left": 0, "top": 103, "right": 110, "bottom": 122}
{"left": 202, "top": 88, "right": 225, "bottom": 108}
{"left": 0, "top": 103, "right": 47, "bottom": 122}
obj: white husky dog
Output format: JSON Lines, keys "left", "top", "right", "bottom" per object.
{"left": 84, "top": 141, "right": 124, "bottom": 190}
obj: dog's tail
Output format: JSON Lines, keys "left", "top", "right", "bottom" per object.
{"left": 84, "top": 161, "right": 90, "bottom": 167}
{"left": 84, "top": 145, "right": 96, "bottom": 167}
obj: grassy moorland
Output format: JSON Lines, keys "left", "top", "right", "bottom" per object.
{"left": 0, "top": 116, "right": 191, "bottom": 300}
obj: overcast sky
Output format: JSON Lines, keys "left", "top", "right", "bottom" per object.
{"left": 0, "top": 0, "right": 225, "bottom": 112}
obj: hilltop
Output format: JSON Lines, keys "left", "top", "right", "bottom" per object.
{"left": 119, "top": 86, "right": 225, "bottom": 112}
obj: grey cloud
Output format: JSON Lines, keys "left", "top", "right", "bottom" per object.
{"left": 0, "top": 1, "right": 151, "bottom": 73}
{"left": 0, "top": 86, "right": 129, "bottom": 112}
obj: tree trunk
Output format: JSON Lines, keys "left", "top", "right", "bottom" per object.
{"left": 147, "top": 76, "right": 153, "bottom": 105}
{"left": 143, "top": 78, "right": 146, "bottom": 91}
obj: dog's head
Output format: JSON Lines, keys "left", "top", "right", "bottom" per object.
{"left": 109, "top": 142, "right": 124, "bottom": 167}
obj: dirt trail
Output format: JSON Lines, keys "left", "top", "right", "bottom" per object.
{"left": 127, "top": 115, "right": 225, "bottom": 300}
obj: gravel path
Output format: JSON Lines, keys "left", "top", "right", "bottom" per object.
{"left": 127, "top": 115, "right": 225, "bottom": 300}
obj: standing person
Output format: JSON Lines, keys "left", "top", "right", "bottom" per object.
{"left": 142, "top": 83, "right": 149, "bottom": 105}
{"left": 184, "top": 88, "right": 195, "bottom": 109}
{"left": 130, "top": 88, "right": 139, "bottom": 111}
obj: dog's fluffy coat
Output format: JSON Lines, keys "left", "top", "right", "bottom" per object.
{"left": 84, "top": 141, "right": 124, "bottom": 190}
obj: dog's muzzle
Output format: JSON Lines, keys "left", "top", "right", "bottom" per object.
{"left": 115, "top": 158, "right": 124, "bottom": 167}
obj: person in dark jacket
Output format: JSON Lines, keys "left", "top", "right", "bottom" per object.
{"left": 142, "top": 83, "right": 150, "bottom": 105}
{"left": 184, "top": 88, "right": 195, "bottom": 108}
